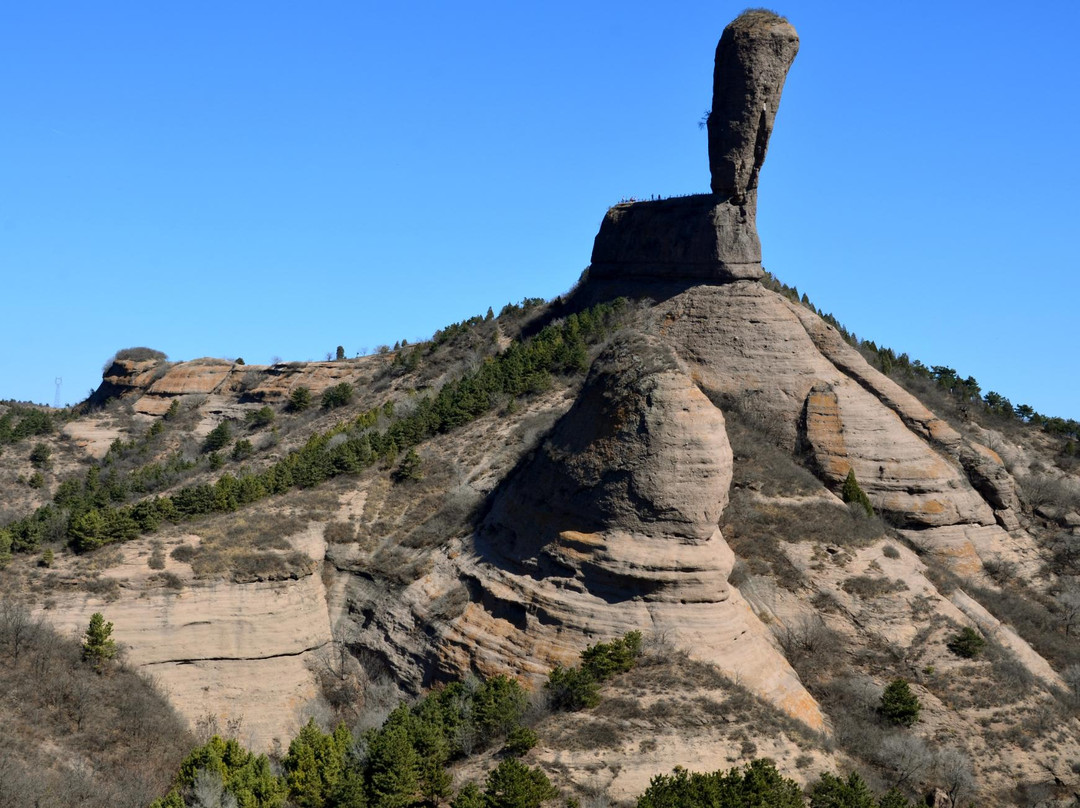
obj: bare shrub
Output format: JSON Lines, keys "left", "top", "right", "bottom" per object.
{"left": 841, "top": 575, "right": 909, "bottom": 599}
{"left": 933, "top": 746, "right": 976, "bottom": 807}
{"left": 0, "top": 596, "right": 192, "bottom": 806}
{"left": 1063, "top": 664, "right": 1080, "bottom": 708}
{"left": 877, "top": 733, "right": 932, "bottom": 790}
{"left": 777, "top": 615, "right": 845, "bottom": 675}
{"left": 149, "top": 572, "right": 184, "bottom": 590}
{"left": 170, "top": 543, "right": 197, "bottom": 563}
{"left": 323, "top": 521, "right": 356, "bottom": 544}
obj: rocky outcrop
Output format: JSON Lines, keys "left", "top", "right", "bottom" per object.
{"left": 589, "top": 11, "right": 797, "bottom": 285}
{"left": 649, "top": 282, "right": 997, "bottom": 532}
{"left": 33, "top": 527, "right": 333, "bottom": 750}
{"left": 439, "top": 334, "right": 825, "bottom": 728}
{"left": 589, "top": 195, "right": 765, "bottom": 283}
{"left": 89, "top": 354, "right": 383, "bottom": 417}
{"left": 708, "top": 11, "right": 799, "bottom": 202}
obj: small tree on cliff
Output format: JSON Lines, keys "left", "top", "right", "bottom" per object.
{"left": 842, "top": 469, "right": 874, "bottom": 517}
{"left": 880, "top": 679, "right": 920, "bottom": 727}
{"left": 82, "top": 612, "right": 117, "bottom": 671}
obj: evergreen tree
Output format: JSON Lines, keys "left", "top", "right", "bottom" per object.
{"left": 808, "top": 771, "right": 876, "bottom": 808}
{"left": 451, "top": 783, "right": 485, "bottom": 808}
{"left": 284, "top": 718, "right": 351, "bottom": 807}
{"left": 876, "top": 789, "right": 913, "bottom": 808}
{"left": 482, "top": 758, "right": 559, "bottom": 808}
{"left": 945, "top": 626, "right": 985, "bottom": 659}
{"left": 81, "top": 612, "right": 117, "bottom": 670}
{"left": 636, "top": 759, "right": 804, "bottom": 808}
{"left": 290, "top": 386, "right": 313, "bottom": 412}
{"left": 880, "top": 679, "right": 920, "bottom": 727}
{"left": 365, "top": 707, "right": 420, "bottom": 808}
{"left": 841, "top": 470, "right": 874, "bottom": 517}
{"left": 203, "top": 422, "right": 233, "bottom": 454}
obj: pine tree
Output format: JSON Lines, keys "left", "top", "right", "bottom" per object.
{"left": 365, "top": 709, "right": 420, "bottom": 808}
{"left": 880, "top": 679, "right": 920, "bottom": 727}
{"left": 82, "top": 612, "right": 118, "bottom": 670}
{"left": 482, "top": 758, "right": 558, "bottom": 808}
{"left": 808, "top": 771, "right": 876, "bottom": 808}
{"left": 841, "top": 469, "right": 874, "bottom": 517}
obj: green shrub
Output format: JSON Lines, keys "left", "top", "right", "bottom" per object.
{"left": 842, "top": 469, "right": 874, "bottom": 517}
{"left": 202, "top": 422, "right": 232, "bottom": 453}
{"left": 581, "top": 631, "right": 642, "bottom": 680}
{"left": 636, "top": 759, "right": 804, "bottom": 808}
{"left": 29, "top": 443, "right": 51, "bottom": 466}
{"left": 245, "top": 406, "right": 276, "bottom": 428}
{"left": 546, "top": 631, "right": 643, "bottom": 712}
{"left": 154, "top": 735, "right": 284, "bottom": 808}
{"left": 232, "top": 439, "right": 255, "bottom": 461}
{"left": 879, "top": 679, "right": 920, "bottom": 727}
{"left": 545, "top": 664, "right": 600, "bottom": 711}
{"left": 946, "top": 626, "right": 986, "bottom": 659}
{"left": 877, "top": 789, "right": 914, "bottom": 808}
{"left": 472, "top": 675, "right": 528, "bottom": 741}
{"left": 452, "top": 783, "right": 485, "bottom": 808}
{"left": 321, "top": 382, "right": 354, "bottom": 410}
{"left": 808, "top": 771, "right": 876, "bottom": 807}
{"left": 393, "top": 448, "right": 423, "bottom": 482}
{"left": 482, "top": 758, "right": 558, "bottom": 808}
{"left": 502, "top": 726, "right": 538, "bottom": 757}
{"left": 289, "top": 386, "right": 313, "bottom": 412}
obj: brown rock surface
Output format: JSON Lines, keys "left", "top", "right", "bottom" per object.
{"left": 708, "top": 10, "right": 800, "bottom": 202}
{"left": 441, "top": 334, "right": 824, "bottom": 728}
{"left": 146, "top": 358, "right": 238, "bottom": 395}
{"left": 33, "top": 526, "right": 333, "bottom": 749}
{"left": 651, "top": 282, "right": 995, "bottom": 530}
{"left": 589, "top": 195, "right": 764, "bottom": 282}
{"left": 589, "top": 11, "right": 796, "bottom": 285}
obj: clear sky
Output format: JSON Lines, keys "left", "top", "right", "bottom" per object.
{"left": 2, "top": 1, "right": 1077, "bottom": 419}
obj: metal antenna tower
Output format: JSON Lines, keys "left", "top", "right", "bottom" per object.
{"left": 54, "top": 377, "right": 62, "bottom": 409}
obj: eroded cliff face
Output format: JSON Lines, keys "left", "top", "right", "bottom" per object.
{"left": 447, "top": 333, "right": 823, "bottom": 727}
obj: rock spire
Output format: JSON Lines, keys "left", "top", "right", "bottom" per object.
{"left": 708, "top": 10, "right": 799, "bottom": 202}
{"left": 587, "top": 10, "right": 798, "bottom": 285}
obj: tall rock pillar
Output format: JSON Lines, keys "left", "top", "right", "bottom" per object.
{"left": 708, "top": 11, "right": 800, "bottom": 203}
{"left": 588, "top": 10, "right": 798, "bottom": 285}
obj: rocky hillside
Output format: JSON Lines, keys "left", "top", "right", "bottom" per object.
{"left": 2, "top": 9, "right": 1080, "bottom": 807}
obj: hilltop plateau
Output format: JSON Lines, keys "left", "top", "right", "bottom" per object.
{"left": 2, "top": 9, "right": 1079, "bottom": 808}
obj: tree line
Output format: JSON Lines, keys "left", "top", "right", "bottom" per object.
{"left": 0, "top": 298, "right": 627, "bottom": 560}
{"left": 146, "top": 631, "right": 932, "bottom": 808}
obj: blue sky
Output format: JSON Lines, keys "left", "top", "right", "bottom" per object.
{"left": 2, "top": 1, "right": 1077, "bottom": 419}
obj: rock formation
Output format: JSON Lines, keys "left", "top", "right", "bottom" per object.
{"left": 589, "top": 10, "right": 798, "bottom": 284}
{"left": 444, "top": 333, "right": 824, "bottom": 727}
{"left": 707, "top": 11, "right": 800, "bottom": 202}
